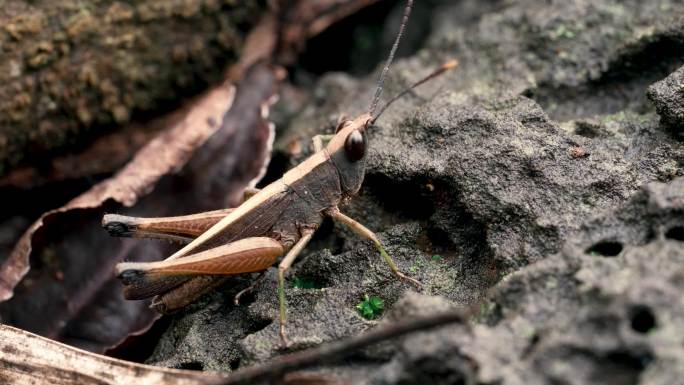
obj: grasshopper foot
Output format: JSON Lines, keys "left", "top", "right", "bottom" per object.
{"left": 279, "top": 324, "right": 291, "bottom": 348}
{"left": 233, "top": 272, "right": 266, "bottom": 305}
{"left": 103, "top": 214, "right": 137, "bottom": 237}
{"left": 233, "top": 288, "right": 249, "bottom": 306}
{"left": 395, "top": 271, "right": 422, "bottom": 290}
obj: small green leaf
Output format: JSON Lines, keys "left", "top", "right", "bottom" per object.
{"left": 431, "top": 254, "right": 443, "bottom": 261}
{"left": 369, "top": 296, "right": 384, "bottom": 311}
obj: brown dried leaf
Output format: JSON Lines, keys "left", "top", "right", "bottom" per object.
{"left": 0, "top": 0, "right": 374, "bottom": 356}
{"left": 0, "top": 323, "right": 227, "bottom": 385}
{"left": 0, "top": 64, "right": 280, "bottom": 353}
{"left": 0, "top": 83, "right": 236, "bottom": 302}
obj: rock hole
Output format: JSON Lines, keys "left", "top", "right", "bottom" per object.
{"left": 243, "top": 316, "right": 273, "bottom": 336}
{"left": 234, "top": 288, "right": 257, "bottom": 307}
{"left": 309, "top": 216, "right": 345, "bottom": 256}
{"left": 643, "top": 227, "right": 657, "bottom": 244}
{"left": 256, "top": 152, "right": 289, "bottom": 188}
{"left": 585, "top": 241, "right": 623, "bottom": 257}
{"left": 397, "top": 356, "right": 472, "bottom": 385}
{"left": 105, "top": 316, "right": 171, "bottom": 363}
{"left": 521, "top": 332, "right": 541, "bottom": 358}
{"left": 296, "top": 1, "right": 429, "bottom": 76}
{"left": 290, "top": 275, "right": 328, "bottom": 290}
{"left": 605, "top": 350, "right": 653, "bottom": 371}
{"left": 573, "top": 121, "right": 601, "bottom": 138}
{"left": 589, "top": 349, "right": 653, "bottom": 385}
{"left": 425, "top": 227, "right": 453, "bottom": 249}
{"left": 665, "top": 226, "right": 684, "bottom": 241}
{"left": 364, "top": 173, "right": 436, "bottom": 221}
{"left": 629, "top": 305, "right": 657, "bottom": 334}
{"left": 229, "top": 357, "right": 241, "bottom": 371}
{"left": 176, "top": 361, "right": 204, "bottom": 371}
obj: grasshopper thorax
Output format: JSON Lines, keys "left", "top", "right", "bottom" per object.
{"left": 326, "top": 113, "right": 372, "bottom": 196}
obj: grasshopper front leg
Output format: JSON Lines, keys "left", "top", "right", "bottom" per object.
{"left": 311, "top": 134, "right": 335, "bottom": 153}
{"left": 326, "top": 207, "right": 421, "bottom": 288}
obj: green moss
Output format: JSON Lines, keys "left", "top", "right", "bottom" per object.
{"left": 357, "top": 295, "right": 384, "bottom": 319}
{"left": 553, "top": 25, "right": 576, "bottom": 40}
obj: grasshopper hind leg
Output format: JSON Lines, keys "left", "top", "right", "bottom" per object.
{"left": 102, "top": 188, "right": 260, "bottom": 243}
{"left": 103, "top": 209, "right": 234, "bottom": 243}
{"left": 115, "top": 237, "right": 283, "bottom": 311}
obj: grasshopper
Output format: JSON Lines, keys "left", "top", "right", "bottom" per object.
{"left": 103, "top": 0, "right": 457, "bottom": 345}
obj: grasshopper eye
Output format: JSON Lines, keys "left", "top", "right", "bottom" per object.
{"left": 344, "top": 130, "right": 365, "bottom": 161}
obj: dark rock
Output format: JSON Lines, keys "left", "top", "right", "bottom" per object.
{"left": 475, "top": 177, "right": 684, "bottom": 385}
{"left": 147, "top": 1, "right": 684, "bottom": 383}
{"left": 648, "top": 65, "right": 684, "bottom": 135}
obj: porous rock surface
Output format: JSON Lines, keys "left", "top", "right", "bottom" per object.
{"left": 146, "top": 0, "right": 684, "bottom": 383}
{"left": 648, "top": 65, "right": 684, "bottom": 134}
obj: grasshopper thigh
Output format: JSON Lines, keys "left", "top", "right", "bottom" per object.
{"left": 117, "top": 237, "right": 283, "bottom": 276}
{"left": 103, "top": 208, "right": 234, "bottom": 243}
{"left": 117, "top": 237, "right": 283, "bottom": 301}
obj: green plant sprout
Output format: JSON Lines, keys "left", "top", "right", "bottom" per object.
{"left": 409, "top": 258, "right": 425, "bottom": 274}
{"left": 357, "top": 294, "right": 384, "bottom": 319}
{"left": 431, "top": 254, "right": 443, "bottom": 261}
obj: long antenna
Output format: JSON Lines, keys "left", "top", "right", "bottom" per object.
{"left": 368, "top": 0, "right": 413, "bottom": 117}
{"left": 372, "top": 59, "right": 459, "bottom": 122}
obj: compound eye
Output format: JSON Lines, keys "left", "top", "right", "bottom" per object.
{"left": 344, "top": 130, "right": 365, "bottom": 161}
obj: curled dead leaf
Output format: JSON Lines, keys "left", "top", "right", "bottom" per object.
{"left": 0, "top": 323, "right": 227, "bottom": 385}
{"left": 0, "top": 64, "right": 280, "bottom": 353}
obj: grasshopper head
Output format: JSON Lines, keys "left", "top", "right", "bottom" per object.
{"left": 326, "top": 113, "right": 372, "bottom": 195}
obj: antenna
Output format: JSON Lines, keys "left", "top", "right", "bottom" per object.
{"left": 368, "top": 0, "right": 414, "bottom": 117}
{"left": 372, "top": 59, "right": 459, "bottom": 122}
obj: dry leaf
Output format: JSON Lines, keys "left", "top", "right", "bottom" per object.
{"left": 0, "top": 323, "right": 227, "bottom": 385}
{"left": 0, "top": 64, "right": 280, "bottom": 353}
{"left": 0, "top": 0, "right": 377, "bottom": 357}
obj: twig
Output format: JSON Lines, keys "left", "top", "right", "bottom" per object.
{"left": 214, "top": 310, "right": 466, "bottom": 385}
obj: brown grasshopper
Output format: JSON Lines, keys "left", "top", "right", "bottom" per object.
{"left": 103, "top": 0, "right": 457, "bottom": 345}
